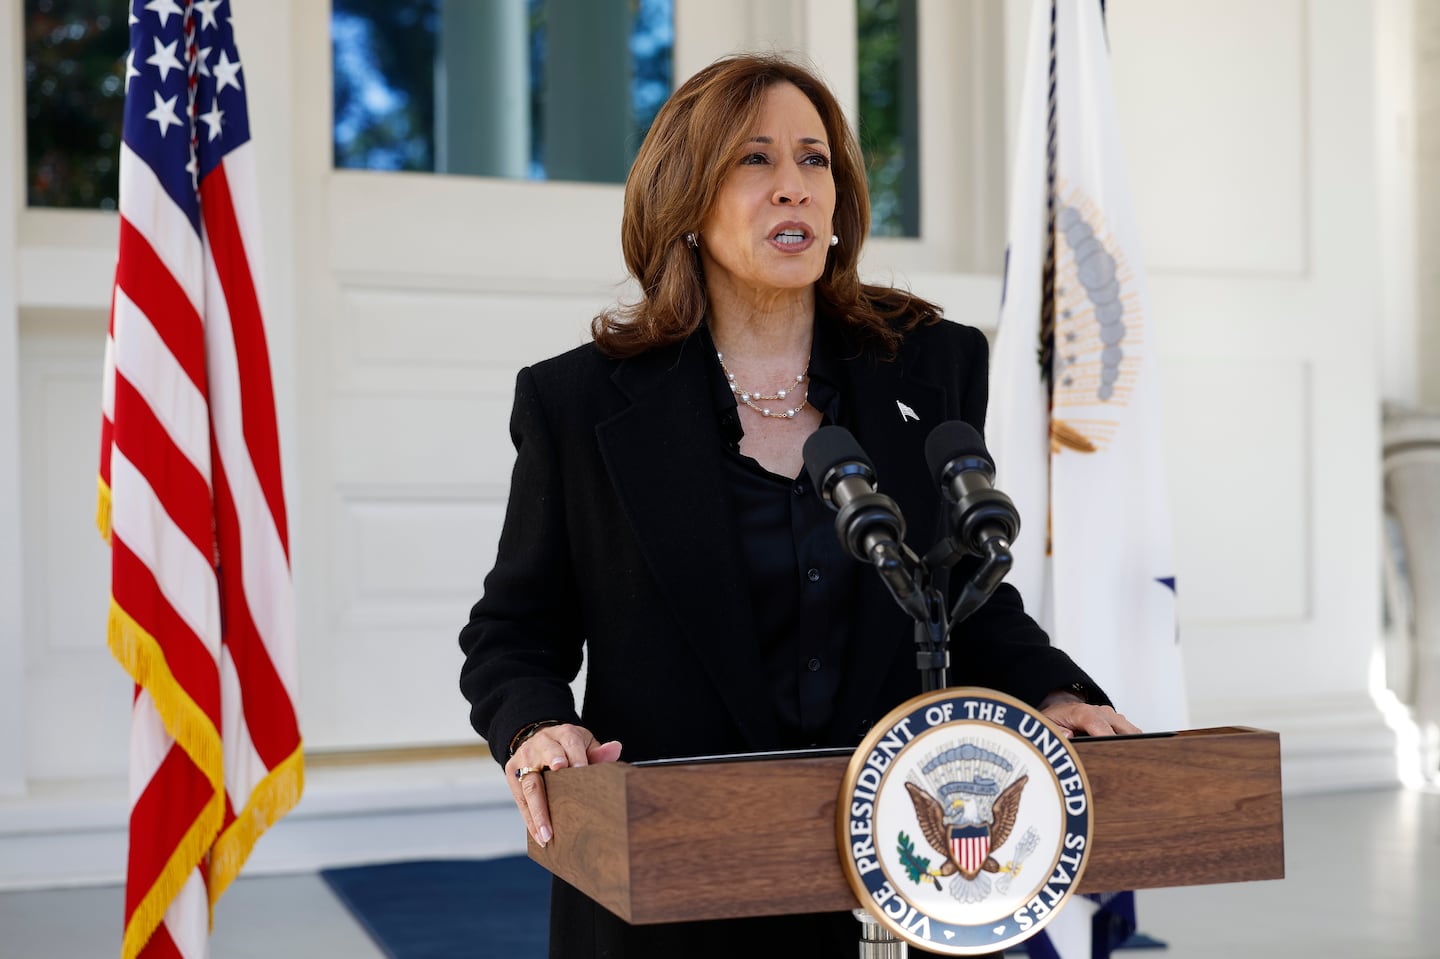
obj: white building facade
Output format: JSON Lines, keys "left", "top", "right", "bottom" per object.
{"left": 0, "top": 0, "right": 1433, "bottom": 887}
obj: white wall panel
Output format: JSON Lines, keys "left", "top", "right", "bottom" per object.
{"left": 330, "top": 392, "right": 514, "bottom": 489}
{"left": 15, "top": 212, "right": 118, "bottom": 312}
{"left": 314, "top": 279, "right": 608, "bottom": 749}
{"left": 28, "top": 373, "right": 114, "bottom": 652}
{"left": 329, "top": 173, "right": 627, "bottom": 286}
{"left": 335, "top": 286, "right": 600, "bottom": 379}
{"left": 303, "top": 496, "right": 508, "bottom": 749}
{"left": 314, "top": 620, "right": 480, "bottom": 749}
{"left": 336, "top": 499, "right": 508, "bottom": 626}
{"left": 312, "top": 272, "right": 610, "bottom": 748}
{"left": 18, "top": 320, "right": 129, "bottom": 781}
{"left": 1165, "top": 357, "right": 1311, "bottom": 624}
{"left": 16, "top": 247, "right": 115, "bottom": 311}
{"left": 1108, "top": 0, "right": 1308, "bottom": 275}
{"left": 1298, "top": 0, "right": 1386, "bottom": 705}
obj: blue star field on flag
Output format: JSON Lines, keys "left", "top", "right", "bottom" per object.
{"left": 125, "top": 0, "right": 252, "bottom": 232}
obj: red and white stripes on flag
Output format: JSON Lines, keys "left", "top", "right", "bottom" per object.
{"left": 99, "top": 4, "right": 302, "bottom": 957}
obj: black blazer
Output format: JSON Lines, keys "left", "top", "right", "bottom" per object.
{"left": 459, "top": 315, "right": 1104, "bottom": 765}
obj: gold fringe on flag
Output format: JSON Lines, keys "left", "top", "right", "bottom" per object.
{"left": 106, "top": 600, "right": 226, "bottom": 792}
{"left": 107, "top": 599, "right": 227, "bottom": 958}
{"left": 96, "top": 475, "right": 112, "bottom": 545}
{"left": 208, "top": 744, "right": 306, "bottom": 904}
{"left": 120, "top": 790, "right": 224, "bottom": 959}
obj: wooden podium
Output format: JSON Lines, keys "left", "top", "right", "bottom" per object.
{"left": 527, "top": 726, "right": 1284, "bottom": 925}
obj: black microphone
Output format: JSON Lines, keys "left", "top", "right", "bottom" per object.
{"left": 802, "top": 426, "right": 906, "bottom": 562}
{"left": 802, "top": 427, "right": 927, "bottom": 618}
{"left": 924, "top": 421, "right": 1020, "bottom": 560}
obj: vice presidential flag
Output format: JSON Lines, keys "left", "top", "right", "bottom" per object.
{"left": 989, "top": 0, "right": 1188, "bottom": 955}
{"left": 98, "top": 3, "right": 303, "bottom": 956}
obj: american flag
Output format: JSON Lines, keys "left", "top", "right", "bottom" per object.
{"left": 98, "top": 2, "right": 303, "bottom": 957}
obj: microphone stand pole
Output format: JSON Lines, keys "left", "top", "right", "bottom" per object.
{"left": 866, "top": 539, "right": 1016, "bottom": 697}
{"left": 914, "top": 586, "right": 949, "bottom": 694}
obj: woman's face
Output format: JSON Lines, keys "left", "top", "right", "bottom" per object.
{"left": 698, "top": 82, "right": 837, "bottom": 299}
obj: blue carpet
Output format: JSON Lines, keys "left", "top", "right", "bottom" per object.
{"left": 320, "top": 857, "right": 550, "bottom": 959}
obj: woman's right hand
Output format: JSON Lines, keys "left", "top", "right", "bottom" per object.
{"left": 504, "top": 723, "right": 623, "bottom": 847}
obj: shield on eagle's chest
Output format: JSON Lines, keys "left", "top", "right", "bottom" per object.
{"left": 950, "top": 824, "right": 990, "bottom": 879}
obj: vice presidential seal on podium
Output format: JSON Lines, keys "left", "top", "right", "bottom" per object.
{"left": 838, "top": 688, "right": 1092, "bottom": 955}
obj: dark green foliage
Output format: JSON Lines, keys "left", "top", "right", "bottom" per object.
{"left": 24, "top": 0, "right": 128, "bottom": 209}
{"left": 857, "top": 0, "right": 910, "bottom": 236}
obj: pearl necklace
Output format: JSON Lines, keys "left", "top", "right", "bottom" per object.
{"left": 716, "top": 351, "right": 810, "bottom": 420}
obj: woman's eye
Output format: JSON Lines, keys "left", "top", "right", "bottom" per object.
{"left": 804, "top": 154, "right": 831, "bottom": 168}
{"left": 741, "top": 152, "right": 770, "bottom": 165}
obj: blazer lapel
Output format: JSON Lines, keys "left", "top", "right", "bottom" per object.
{"left": 831, "top": 339, "right": 950, "bottom": 727}
{"left": 596, "top": 337, "right": 783, "bottom": 750}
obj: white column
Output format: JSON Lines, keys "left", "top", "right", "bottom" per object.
{"left": 1375, "top": 0, "right": 1419, "bottom": 408}
{"left": 544, "top": 0, "right": 630, "bottom": 183}
{"left": 801, "top": 0, "right": 858, "bottom": 126}
{"left": 1416, "top": 0, "right": 1440, "bottom": 406}
{"left": 437, "top": 0, "right": 530, "bottom": 178}
{"left": 0, "top": 0, "right": 28, "bottom": 797}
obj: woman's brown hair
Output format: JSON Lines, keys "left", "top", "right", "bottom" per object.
{"left": 592, "top": 53, "right": 940, "bottom": 357}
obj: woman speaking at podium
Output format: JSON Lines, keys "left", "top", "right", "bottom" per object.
{"left": 458, "top": 53, "right": 1138, "bottom": 958}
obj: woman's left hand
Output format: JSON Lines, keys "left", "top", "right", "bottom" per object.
{"left": 1038, "top": 691, "right": 1142, "bottom": 738}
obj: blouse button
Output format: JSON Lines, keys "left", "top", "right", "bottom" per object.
{"left": 807, "top": 657, "right": 822, "bottom": 672}
{"left": 807, "top": 568, "right": 821, "bottom": 582}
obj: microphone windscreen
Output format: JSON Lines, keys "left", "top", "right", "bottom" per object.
{"left": 924, "top": 420, "right": 989, "bottom": 480}
{"left": 802, "top": 426, "right": 871, "bottom": 490}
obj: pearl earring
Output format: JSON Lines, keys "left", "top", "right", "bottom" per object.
{"left": 829, "top": 234, "right": 839, "bottom": 248}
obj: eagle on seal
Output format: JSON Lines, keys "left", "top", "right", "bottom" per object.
{"left": 905, "top": 774, "right": 1028, "bottom": 883}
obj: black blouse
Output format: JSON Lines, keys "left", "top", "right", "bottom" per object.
{"left": 701, "top": 321, "right": 862, "bottom": 748}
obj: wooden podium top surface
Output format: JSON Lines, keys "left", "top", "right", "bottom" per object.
{"left": 529, "top": 725, "right": 1284, "bottom": 925}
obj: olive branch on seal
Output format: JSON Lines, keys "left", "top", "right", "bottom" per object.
{"left": 896, "top": 831, "right": 933, "bottom": 886}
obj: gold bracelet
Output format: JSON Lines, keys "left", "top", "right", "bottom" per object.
{"left": 508, "top": 719, "right": 562, "bottom": 758}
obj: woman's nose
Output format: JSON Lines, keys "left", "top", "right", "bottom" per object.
{"left": 772, "top": 163, "right": 811, "bottom": 206}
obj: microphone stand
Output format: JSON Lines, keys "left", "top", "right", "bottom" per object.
{"left": 853, "top": 538, "right": 950, "bottom": 694}
{"left": 868, "top": 536, "right": 1013, "bottom": 696}
{"left": 946, "top": 536, "right": 1014, "bottom": 629}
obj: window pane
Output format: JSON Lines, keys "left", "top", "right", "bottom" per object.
{"left": 332, "top": 0, "right": 673, "bottom": 184}
{"left": 331, "top": 0, "right": 439, "bottom": 172}
{"left": 857, "top": 0, "right": 919, "bottom": 237}
{"left": 24, "top": 0, "right": 128, "bottom": 210}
